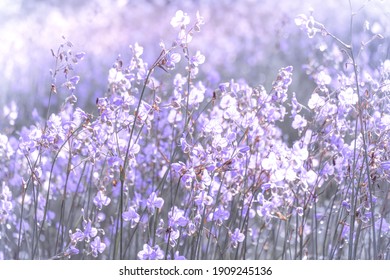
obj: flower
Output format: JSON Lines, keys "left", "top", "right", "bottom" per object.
{"left": 292, "top": 114, "right": 307, "bottom": 130}
{"left": 93, "top": 190, "right": 111, "bottom": 210}
{"left": 190, "top": 51, "right": 205, "bottom": 67}
{"left": 339, "top": 87, "right": 358, "bottom": 105}
{"left": 165, "top": 52, "right": 181, "bottom": 70}
{"left": 90, "top": 236, "right": 106, "bottom": 258}
{"left": 146, "top": 192, "right": 164, "bottom": 214}
{"left": 83, "top": 219, "right": 98, "bottom": 242}
{"left": 122, "top": 206, "right": 140, "bottom": 228}
{"left": 170, "top": 10, "right": 190, "bottom": 28}
{"left": 230, "top": 228, "right": 245, "bottom": 248}
{"left": 308, "top": 93, "right": 325, "bottom": 109}
{"left": 295, "top": 14, "right": 321, "bottom": 38}
{"left": 208, "top": 205, "right": 230, "bottom": 226}
{"left": 137, "top": 244, "right": 164, "bottom": 260}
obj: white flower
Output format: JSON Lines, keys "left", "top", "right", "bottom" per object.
{"left": 170, "top": 10, "right": 190, "bottom": 27}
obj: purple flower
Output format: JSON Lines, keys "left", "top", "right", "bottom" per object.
{"left": 171, "top": 161, "right": 188, "bottom": 175}
{"left": 295, "top": 14, "right": 321, "bottom": 38}
{"left": 208, "top": 205, "right": 230, "bottom": 226}
{"left": 339, "top": 88, "right": 358, "bottom": 105}
{"left": 137, "top": 244, "right": 164, "bottom": 260}
{"left": 146, "top": 192, "right": 164, "bottom": 214}
{"left": 165, "top": 52, "right": 181, "bottom": 70}
{"left": 342, "top": 200, "right": 351, "bottom": 212}
{"left": 308, "top": 93, "right": 325, "bottom": 110}
{"left": 194, "top": 190, "right": 213, "bottom": 208}
{"left": 271, "top": 66, "right": 293, "bottom": 103}
{"left": 380, "top": 161, "right": 390, "bottom": 170}
{"left": 170, "top": 10, "right": 190, "bottom": 28}
{"left": 173, "top": 251, "right": 186, "bottom": 260}
{"left": 296, "top": 207, "right": 304, "bottom": 217}
{"left": 168, "top": 206, "right": 188, "bottom": 228}
{"left": 93, "top": 190, "right": 111, "bottom": 210}
{"left": 261, "top": 152, "right": 278, "bottom": 171}
{"left": 188, "top": 81, "right": 205, "bottom": 107}
{"left": 122, "top": 206, "right": 140, "bottom": 228}
{"left": 69, "top": 75, "right": 80, "bottom": 85}
{"left": 70, "top": 229, "right": 85, "bottom": 243}
{"left": 292, "top": 114, "right": 307, "bottom": 130}
{"left": 194, "top": 11, "right": 204, "bottom": 31}
{"left": 74, "top": 52, "right": 85, "bottom": 60}
{"left": 230, "top": 228, "right": 245, "bottom": 248}
{"left": 0, "top": 183, "right": 13, "bottom": 224}
{"left": 83, "top": 220, "right": 98, "bottom": 242}
{"left": 64, "top": 245, "right": 79, "bottom": 257}
{"left": 375, "top": 218, "right": 390, "bottom": 233}
{"left": 190, "top": 51, "right": 205, "bottom": 67}
{"left": 315, "top": 70, "right": 331, "bottom": 88}
{"left": 130, "top": 43, "right": 143, "bottom": 58}
{"left": 90, "top": 236, "right": 106, "bottom": 258}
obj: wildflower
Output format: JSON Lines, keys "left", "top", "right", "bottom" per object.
{"left": 0, "top": 183, "right": 13, "bottom": 225}
{"left": 208, "top": 205, "right": 230, "bottom": 226}
{"left": 173, "top": 251, "right": 186, "bottom": 260}
{"left": 194, "top": 190, "right": 213, "bottom": 208}
{"left": 295, "top": 14, "right": 321, "bottom": 38}
{"left": 122, "top": 206, "right": 140, "bottom": 228}
{"left": 170, "top": 10, "right": 190, "bottom": 28}
{"left": 190, "top": 51, "right": 205, "bottom": 67}
{"left": 308, "top": 93, "right": 325, "bottom": 109}
{"left": 380, "top": 161, "right": 390, "bottom": 170}
{"left": 146, "top": 192, "right": 164, "bottom": 214}
{"left": 292, "top": 114, "right": 307, "bottom": 130}
{"left": 83, "top": 219, "right": 98, "bottom": 242}
{"left": 339, "top": 88, "right": 358, "bottom": 105}
{"left": 90, "top": 236, "right": 106, "bottom": 258}
{"left": 164, "top": 52, "right": 181, "bottom": 70}
{"left": 188, "top": 81, "right": 205, "bottom": 107}
{"left": 74, "top": 52, "right": 85, "bottom": 61}
{"left": 137, "top": 244, "right": 164, "bottom": 260}
{"left": 93, "top": 190, "right": 111, "bottom": 210}
{"left": 230, "top": 228, "right": 245, "bottom": 248}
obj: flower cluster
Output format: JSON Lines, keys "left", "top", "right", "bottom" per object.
{"left": 1, "top": 3, "right": 390, "bottom": 260}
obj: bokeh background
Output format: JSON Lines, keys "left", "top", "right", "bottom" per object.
{"left": 1, "top": 0, "right": 389, "bottom": 135}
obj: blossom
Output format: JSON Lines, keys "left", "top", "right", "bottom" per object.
{"left": 90, "top": 236, "right": 106, "bottom": 258}
{"left": 230, "top": 228, "right": 245, "bottom": 248}
{"left": 295, "top": 14, "right": 321, "bottom": 38}
{"left": 0, "top": 183, "right": 13, "bottom": 225}
{"left": 339, "top": 87, "right": 358, "bottom": 105}
{"left": 130, "top": 42, "right": 143, "bottom": 58}
{"left": 292, "top": 114, "right": 307, "bottom": 130}
{"left": 146, "top": 192, "right": 164, "bottom": 214}
{"left": 165, "top": 52, "right": 181, "bottom": 70}
{"left": 208, "top": 205, "right": 230, "bottom": 226}
{"left": 170, "top": 10, "right": 190, "bottom": 27}
{"left": 74, "top": 52, "right": 85, "bottom": 60}
{"left": 308, "top": 93, "right": 325, "bottom": 109}
{"left": 83, "top": 219, "right": 98, "bottom": 242}
{"left": 93, "top": 190, "right": 111, "bottom": 210}
{"left": 190, "top": 51, "right": 205, "bottom": 67}
{"left": 137, "top": 244, "right": 164, "bottom": 260}
{"left": 188, "top": 81, "right": 205, "bottom": 106}
{"left": 194, "top": 190, "right": 213, "bottom": 208}
{"left": 122, "top": 206, "right": 140, "bottom": 228}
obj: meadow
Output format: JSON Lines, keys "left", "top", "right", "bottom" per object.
{"left": 0, "top": 0, "right": 389, "bottom": 260}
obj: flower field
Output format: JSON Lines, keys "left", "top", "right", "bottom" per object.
{"left": 0, "top": 0, "right": 390, "bottom": 260}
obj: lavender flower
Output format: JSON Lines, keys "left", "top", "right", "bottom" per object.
{"left": 90, "top": 236, "right": 106, "bottom": 258}
{"left": 146, "top": 192, "right": 164, "bottom": 214}
{"left": 230, "top": 228, "right": 245, "bottom": 248}
{"left": 137, "top": 244, "right": 164, "bottom": 260}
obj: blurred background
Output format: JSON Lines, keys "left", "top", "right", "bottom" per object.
{"left": 0, "top": 0, "right": 389, "bottom": 134}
